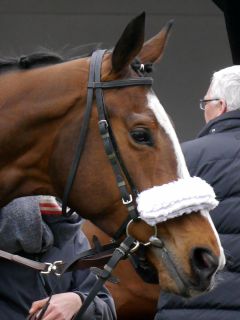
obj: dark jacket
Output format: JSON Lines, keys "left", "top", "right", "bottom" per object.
{"left": 0, "top": 197, "right": 116, "bottom": 320}
{"left": 155, "top": 110, "right": 240, "bottom": 320}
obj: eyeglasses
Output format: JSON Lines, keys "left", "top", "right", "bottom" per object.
{"left": 199, "top": 98, "right": 220, "bottom": 110}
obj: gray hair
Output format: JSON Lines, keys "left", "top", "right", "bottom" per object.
{"left": 209, "top": 65, "right": 240, "bottom": 111}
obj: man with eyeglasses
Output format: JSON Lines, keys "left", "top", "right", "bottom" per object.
{"left": 155, "top": 65, "right": 240, "bottom": 320}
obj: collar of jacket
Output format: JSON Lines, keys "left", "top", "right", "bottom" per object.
{"left": 198, "top": 109, "right": 240, "bottom": 138}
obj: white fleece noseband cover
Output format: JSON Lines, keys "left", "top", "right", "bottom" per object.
{"left": 137, "top": 176, "right": 218, "bottom": 226}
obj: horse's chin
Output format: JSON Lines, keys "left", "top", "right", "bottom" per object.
{"left": 187, "top": 277, "right": 216, "bottom": 298}
{"left": 181, "top": 282, "right": 215, "bottom": 298}
{"left": 161, "top": 283, "right": 214, "bottom": 298}
{"left": 158, "top": 271, "right": 216, "bottom": 298}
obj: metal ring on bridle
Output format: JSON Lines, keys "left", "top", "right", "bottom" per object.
{"left": 126, "top": 219, "right": 158, "bottom": 248}
{"left": 129, "top": 240, "right": 140, "bottom": 253}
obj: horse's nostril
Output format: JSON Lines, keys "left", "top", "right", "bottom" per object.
{"left": 191, "top": 247, "right": 219, "bottom": 280}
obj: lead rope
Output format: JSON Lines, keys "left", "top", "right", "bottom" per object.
{"left": 72, "top": 236, "right": 135, "bottom": 320}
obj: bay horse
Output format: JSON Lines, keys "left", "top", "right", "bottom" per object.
{"left": 0, "top": 11, "right": 225, "bottom": 312}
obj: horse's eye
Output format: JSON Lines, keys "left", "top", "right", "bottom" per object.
{"left": 130, "top": 128, "right": 154, "bottom": 146}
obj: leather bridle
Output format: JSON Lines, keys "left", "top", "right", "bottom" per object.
{"left": 61, "top": 49, "right": 153, "bottom": 240}
{"left": 58, "top": 49, "right": 160, "bottom": 318}
{"left": 59, "top": 49, "right": 192, "bottom": 319}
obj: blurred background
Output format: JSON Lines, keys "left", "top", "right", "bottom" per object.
{"left": 0, "top": 0, "right": 232, "bottom": 141}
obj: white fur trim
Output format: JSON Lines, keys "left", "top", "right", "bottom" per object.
{"left": 137, "top": 176, "right": 218, "bottom": 226}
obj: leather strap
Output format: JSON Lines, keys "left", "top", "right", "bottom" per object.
{"left": 72, "top": 236, "right": 136, "bottom": 320}
{"left": 64, "top": 241, "right": 119, "bottom": 272}
{"left": 0, "top": 241, "right": 119, "bottom": 274}
{"left": 0, "top": 249, "right": 53, "bottom": 273}
{"left": 88, "top": 77, "right": 153, "bottom": 88}
{"left": 61, "top": 48, "right": 99, "bottom": 216}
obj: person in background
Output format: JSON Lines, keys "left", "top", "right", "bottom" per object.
{"left": 0, "top": 196, "right": 116, "bottom": 320}
{"left": 155, "top": 65, "right": 240, "bottom": 319}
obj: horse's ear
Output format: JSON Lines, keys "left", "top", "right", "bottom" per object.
{"left": 111, "top": 12, "right": 145, "bottom": 73}
{"left": 138, "top": 20, "right": 174, "bottom": 64}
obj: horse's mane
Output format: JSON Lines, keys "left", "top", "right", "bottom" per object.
{"left": 0, "top": 44, "right": 101, "bottom": 74}
{"left": 0, "top": 44, "right": 153, "bottom": 75}
{"left": 0, "top": 52, "right": 64, "bottom": 72}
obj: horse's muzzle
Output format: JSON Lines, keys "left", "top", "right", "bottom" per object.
{"left": 190, "top": 247, "right": 220, "bottom": 292}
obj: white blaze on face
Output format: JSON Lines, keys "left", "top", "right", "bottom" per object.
{"left": 147, "top": 92, "right": 189, "bottom": 178}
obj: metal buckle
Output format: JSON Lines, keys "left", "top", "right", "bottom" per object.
{"left": 98, "top": 119, "right": 108, "bottom": 129}
{"left": 122, "top": 194, "right": 133, "bottom": 205}
{"left": 41, "top": 260, "right": 64, "bottom": 277}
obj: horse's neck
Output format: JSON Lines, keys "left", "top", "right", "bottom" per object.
{"left": 0, "top": 60, "right": 87, "bottom": 206}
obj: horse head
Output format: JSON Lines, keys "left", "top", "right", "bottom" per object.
{"left": 0, "top": 13, "right": 225, "bottom": 297}
{"left": 54, "top": 13, "right": 224, "bottom": 296}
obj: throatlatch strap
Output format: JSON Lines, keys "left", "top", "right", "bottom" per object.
{"left": 61, "top": 50, "right": 101, "bottom": 216}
